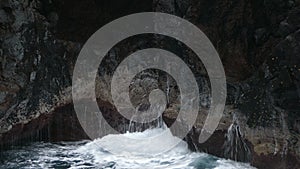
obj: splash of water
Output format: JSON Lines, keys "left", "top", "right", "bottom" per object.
{"left": 223, "top": 113, "right": 252, "bottom": 162}
{"left": 74, "top": 127, "right": 256, "bottom": 169}
{"left": 1, "top": 127, "right": 256, "bottom": 169}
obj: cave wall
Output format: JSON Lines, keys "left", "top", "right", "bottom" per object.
{"left": 154, "top": 0, "right": 300, "bottom": 168}
{"left": 0, "top": 0, "right": 300, "bottom": 168}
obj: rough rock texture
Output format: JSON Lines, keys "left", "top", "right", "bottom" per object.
{"left": 154, "top": 0, "right": 300, "bottom": 168}
{"left": 0, "top": 0, "right": 300, "bottom": 169}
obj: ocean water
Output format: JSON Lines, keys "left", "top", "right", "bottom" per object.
{"left": 0, "top": 128, "right": 256, "bottom": 169}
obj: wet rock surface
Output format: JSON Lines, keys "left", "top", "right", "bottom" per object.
{"left": 0, "top": 0, "right": 300, "bottom": 169}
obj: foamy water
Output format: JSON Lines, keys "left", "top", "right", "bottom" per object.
{"left": 1, "top": 128, "right": 256, "bottom": 169}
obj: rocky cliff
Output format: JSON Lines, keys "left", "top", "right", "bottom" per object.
{"left": 0, "top": 0, "right": 299, "bottom": 168}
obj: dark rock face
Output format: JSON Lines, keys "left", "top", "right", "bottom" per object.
{"left": 156, "top": 1, "right": 300, "bottom": 168}
{"left": 0, "top": 0, "right": 300, "bottom": 169}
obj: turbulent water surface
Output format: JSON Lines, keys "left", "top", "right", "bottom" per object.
{"left": 0, "top": 128, "right": 255, "bottom": 169}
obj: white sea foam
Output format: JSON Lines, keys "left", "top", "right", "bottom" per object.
{"left": 0, "top": 126, "right": 256, "bottom": 169}
{"left": 75, "top": 128, "right": 256, "bottom": 169}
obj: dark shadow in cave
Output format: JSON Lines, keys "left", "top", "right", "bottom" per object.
{"left": 39, "top": 0, "right": 153, "bottom": 42}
